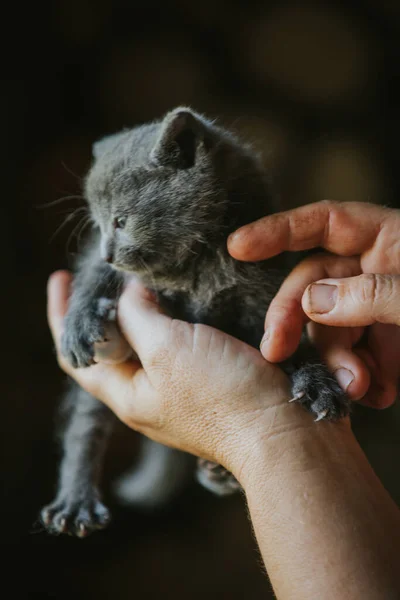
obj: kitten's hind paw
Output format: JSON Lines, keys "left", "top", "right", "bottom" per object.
{"left": 290, "top": 363, "right": 350, "bottom": 421}
{"left": 196, "top": 459, "right": 241, "bottom": 496}
{"left": 40, "top": 494, "right": 111, "bottom": 538}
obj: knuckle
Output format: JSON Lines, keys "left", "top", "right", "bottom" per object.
{"left": 146, "top": 347, "right": 171, "bottom": 375}
{"left": 322, "top": 199, "right": 340, "bottom": 226}
{"left": 357, "top": 273, "right": 382, "bottom": 305}
{"left": 355, "top": 274, "right": 395, "bottom": 318}
{"left": 321, "top": 199, "right": 339, "bottom": 210}
{"left": 144, "top": 330, "right": 174, "bottom": 373}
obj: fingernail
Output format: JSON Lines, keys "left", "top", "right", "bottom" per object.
{"left": 334, "top": 368, "right": 354, "bottom": 392}
{"left": 260, "top": 330, "right": 270, "bottom": 351}
{"left": 309, "top": 284, "right": 337, "bottom": 313}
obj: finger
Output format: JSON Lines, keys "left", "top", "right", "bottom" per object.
{"left": 47, "top": 270, "right": 73, "bottom": 349}
{"left": 353, "top": 347, "right": 395, "bottom": 410}
{"left": 46, "top": 271, "right": 150, "bottom": 423}
{"left": 118, "top": 280, "right": 178, "bottom": 363}
{"left": 355, "top": 324, "right": 400, "bottom": 410}
{"left": 228, "top": 200, "right": 388, "bottom": 262}
{"left": 370, "top": 324, "right": 400, "bottom": 392}
{"left": 307, "top": 322, "right": 370, "bottom": 401}
{"left": 261, "top": 254, "right": 361, "bottom": 362}
{"left": 302, "top": 274, "right": 400, "bottom": 327}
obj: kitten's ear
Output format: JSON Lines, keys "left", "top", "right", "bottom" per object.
{"left": 150, "top": 108, "right": 211, "bottom": 169}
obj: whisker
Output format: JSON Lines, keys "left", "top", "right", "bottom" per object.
{"left": 57, "top": 206, "right": 88, "bottom": 218}
{"left": 138, "top": 256, "right": 157, "bottom": 290}
{"left": 65, "top": 219, "right": 86, "bottom": 255}
{"left": 66, "top": 215, "right": 91, "bottom": 255}
{"left": 61, "top": 161, "right": 84, "bottom": 184}
{"left": 48, "top": 207, "right": 88, "bottom": 244}
{"left": 76, "top": 217, "right": 93, "bottom": 251}
{"left": 49, "top": 214, "right": 79, "bottom": 244}
{"left": 36, "top": 195, "right": 85, "bottom": 210}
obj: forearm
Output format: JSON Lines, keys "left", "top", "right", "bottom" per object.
{"left": 239, "top": 409, "right": 400, "bottom": 600}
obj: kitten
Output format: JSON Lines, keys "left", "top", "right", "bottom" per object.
{"left": 41, "top": 107, "right": 348, "bottom": 537}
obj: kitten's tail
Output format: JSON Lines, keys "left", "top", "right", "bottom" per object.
{"left": 113, "top": 437, "right": 195, "bottom": 509}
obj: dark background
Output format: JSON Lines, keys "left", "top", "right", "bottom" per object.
{"left": 3, "top": 0, "right": 400, "bottom": 597}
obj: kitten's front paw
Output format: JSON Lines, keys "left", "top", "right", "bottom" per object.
{"left": 61, "top": 298, "right": 117, "bottom": 369}
{"left": 290, "top": 364, "right": 350, "bottom": 421}
{"left": 40, "top": 493, "right": 111, "bottom": 538}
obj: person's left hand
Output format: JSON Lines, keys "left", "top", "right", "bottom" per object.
{"left": 47, "top": 270, "right": 298, "bottom": 480}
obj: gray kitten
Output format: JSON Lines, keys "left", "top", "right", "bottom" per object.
{"left": 41, "top": 107, "right": 348, "bottom": 537}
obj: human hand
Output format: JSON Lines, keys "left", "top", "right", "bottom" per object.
{"left": 228, "top": 201, "right": 400, "bottom": 409}
{"left": 47, "top": 271, "right": 300, "bottom": 480}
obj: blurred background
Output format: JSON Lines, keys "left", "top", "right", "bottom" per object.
{"left": 3, "top": 0, "right": 400, "bottom": 597}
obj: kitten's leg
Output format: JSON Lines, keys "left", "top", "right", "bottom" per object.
{"left": 283, "top": 337, "right": 350, "bottom": 421}
{"left": 61, "top": 234, "right": 125, "bottom": 369}
{"left": 114, "top": 437, "right": 194, "bottom": 509}
{"left": 41, "top": 381, "right": 115, "bottom": 537}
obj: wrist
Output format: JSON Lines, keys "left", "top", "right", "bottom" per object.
{"left": 234, "top": 400, "right": 352, "bottom": 491}
{"left": 237, "top": 412, "right": 400, "bottom": 600}
{"left": 225, "top": 367, "right": 342, "bottom": 483}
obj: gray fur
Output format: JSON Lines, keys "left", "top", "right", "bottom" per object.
{"left": 41, "top": 107, "right": 349, "bottom": 536}
{"left": 114, "top": 437, "right": 195, "bottom": 509}
{"left": 41, "top": 384, "right": 113, "bottom": 537}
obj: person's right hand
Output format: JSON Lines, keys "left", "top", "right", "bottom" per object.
{"left": 228, "top": 201, "right": 400, "bottom": 409}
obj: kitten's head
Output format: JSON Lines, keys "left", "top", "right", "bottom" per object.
{"left": 85, "top": 107, "right": 263, "bottom": 276}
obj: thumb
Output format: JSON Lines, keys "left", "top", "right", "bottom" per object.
{"left": 302, "top": 274, "right": 400, "bottom": 326}
{"left": 118, "top": 280, "right": 173, "bottom": 362}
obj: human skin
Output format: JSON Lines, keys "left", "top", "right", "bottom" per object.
{"left": 228, "top": 200, "right": 400, "bottom": 409}
{"left": 47, "top": 271, "right": 400, "bottom": 600}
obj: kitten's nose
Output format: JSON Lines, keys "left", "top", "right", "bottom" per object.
{"left": 104, "top": 252, "right": 113, "bottom": 264}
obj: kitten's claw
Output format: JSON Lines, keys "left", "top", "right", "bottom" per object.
{"left": 40, "top": 495, "right": 111, "bottom": 537}
{"left": 77, "top": 523, "right": 88, "bottom": 538}
{"left": 290, "top": 363, "right": 350, "bottom": 421}
{"left": 314, "top": 409, "right": 329, "bottom": 422}
{"left": 289, "top": 391, "right": 305, "bottom": 403}
{"left": 59, "top": 517, "right": 67, "bottom": 533}
{"left": 41, "top": 508, "right": 52, "bottom": 526}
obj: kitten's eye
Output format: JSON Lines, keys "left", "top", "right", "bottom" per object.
{"left": 114, "top": 216, "right": 127, "bottom": 229}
